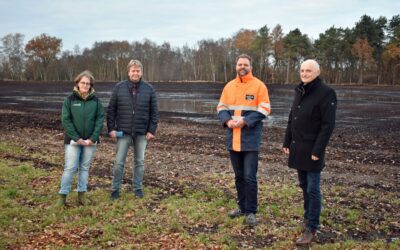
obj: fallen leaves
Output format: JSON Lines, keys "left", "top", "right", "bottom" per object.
{"left": 21, "top": 226, "right": 103, "bottom": 249}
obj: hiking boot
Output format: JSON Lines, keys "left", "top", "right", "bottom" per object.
{"left": 78, "top": 192, "right": 86, "bottom": 206}
{"left": 295, "top": 228, "right": 316, "bottom": 246}
{"left": 134, "top": 189, "right": 144, "bottom": 198}
{"left": 228, "top": 208, "right": 244, "bottom": 218}
{"left": 245, "top": 213, "right": 257, "bottom": 227}
{"left": 110, "top": 190, "right": 120, "bottom": 201}
{"left": 56, "top": 194, "right": 67, "bottom": 206}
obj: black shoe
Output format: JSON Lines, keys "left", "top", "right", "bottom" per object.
{"left": 134, "top": 189, "right": 144, "bottom": 198}
{"left": 110, "top": 190, "right": 120, "bottom": 201}
{"left": 228, "top": 208, "right": 244, "bottom": 218}
{"left": 245, "top": 213, "right": 257, "bottom": 227}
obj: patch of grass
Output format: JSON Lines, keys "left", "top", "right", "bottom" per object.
{"left": 0, "top": 141, "right": 23, "bottom": 154}
{"left": 310, "top": 240, "right": 400, "bottom": 250}
{"left": 0, "top": 156, "right": 399, "bottom": 249}
{"left": 5, "top": 188, "right": 17, "bottom": 199}
{"left": 129, "top": 221, "right": 151, "bottom": 234}
{"left": 344, "top": 208, "right": 360, "bottom": 223}
{"left": 216, "top": 234, "right": 237, "bottom": 248}
{"left": 268, "top": 203, "right": 282, "bottom": 217}
{"left": 31, "top": 151, "right": 62, "bottom": 166}
{"left": 388, "top": 193, "right": 400, "bottom": 206}
{"left": 356, "top": 187, "right": 377, "bottom": 197}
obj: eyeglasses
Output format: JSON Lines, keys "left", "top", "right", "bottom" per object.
{"left": 79, "top": 82, "right": 91, "bottom": 86}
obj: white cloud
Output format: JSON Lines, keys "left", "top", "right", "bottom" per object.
{"left": 1, "top": 0, "right": 399, "bottom": 51}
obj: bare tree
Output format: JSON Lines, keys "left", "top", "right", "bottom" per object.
{"left": 1, "top": 33, "right": 25, "bottom": 80}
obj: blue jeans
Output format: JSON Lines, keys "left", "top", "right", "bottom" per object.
{"left": 229, "top": 150, "right": 259, "bottom": 214}
{"left": 112, "top": 134, "right": 147, "bottom": 192}
{"left": 297, "top": 170, "right": 322, "bottom": 230}
{"left": 59, "top": 144, "right": 97, "bottom": 195}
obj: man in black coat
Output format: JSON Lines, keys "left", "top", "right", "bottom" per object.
{"left": 283, "top": 59, "right": 337, "bottom": 246}
{"left": 107, "top": 59, "right": 158, "bottom": 200}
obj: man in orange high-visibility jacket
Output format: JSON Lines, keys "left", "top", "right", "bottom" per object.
{"left": 217, "top": 54, "right": 271, "bottom": 227}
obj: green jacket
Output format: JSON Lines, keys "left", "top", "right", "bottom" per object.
{"left": 62, "top": 88, "right": 104, "bottom": 144}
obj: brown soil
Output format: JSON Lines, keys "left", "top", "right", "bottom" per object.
{"left": 0, "top": 81, "right": 399, "bottom": 245}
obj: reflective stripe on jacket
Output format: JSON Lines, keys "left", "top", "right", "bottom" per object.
{"left": 217, "top": 72, "right": 271, "bottom": 151}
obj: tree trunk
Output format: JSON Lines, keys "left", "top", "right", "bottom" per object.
{"left": 286, "top": 59, "right": 291, "bottom": 84}
{"left": 209, "top": 53, "right": 216, "bottom": 82}
{"left": 223, "top": 61, "right": 227, "bottom": 83}
{"left": 116, "top": 57, "right": 120, "bottom": 80}
{"left": 358, "top": 60, "right": 364, "bottom": 84}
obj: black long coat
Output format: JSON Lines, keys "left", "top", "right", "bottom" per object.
{"left": 283, "top": 77, "right": 337, "bottom": 171}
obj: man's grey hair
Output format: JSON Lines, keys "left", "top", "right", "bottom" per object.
{"left": 127, "top": 59, "right": 143, "bottom": 71}
{"left": 302, "top": 59, "right": 320, "bottom": 71}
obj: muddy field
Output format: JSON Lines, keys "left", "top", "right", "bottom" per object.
{"left": 0, "top": 81, "right": 399, "bottom": 246}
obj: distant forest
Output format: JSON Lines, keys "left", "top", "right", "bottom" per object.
{"left": 1, "top": 14, "right": 399, "bottom": 84}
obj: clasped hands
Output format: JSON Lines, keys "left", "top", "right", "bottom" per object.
{"left": 226, "top": 119, "right": 246, "bottom": 129}
{"left": 76, "top": 138, "right": 94, "bottom": 146}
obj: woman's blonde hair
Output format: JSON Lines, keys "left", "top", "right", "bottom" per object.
{"left": 74, "top": 70, "right": 95, "bottom": 87}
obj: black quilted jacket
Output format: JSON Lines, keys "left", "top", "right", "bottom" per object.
{"left": 107, "top": 79, "right": 158, "bottom": 136}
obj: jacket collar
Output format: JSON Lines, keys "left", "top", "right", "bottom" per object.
{"left": 128, "top": 79, "right": 142, "bottom": 90}
{"left": 73, "top": 87, "right": 95, "bottom": 100}
{"left": 296, "top": 76, "right": 321, "bottom": 96}
{"left": 235, "top": 72, "right": 254, "bottom": 83}
{"left": 129, "top": 79, "right": 142, "bottom": 85}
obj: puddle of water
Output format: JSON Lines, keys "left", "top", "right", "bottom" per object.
{"left": 1, "top": 83, "right": 400, "bottom": 129}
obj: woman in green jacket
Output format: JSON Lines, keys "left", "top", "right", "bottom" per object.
{"left": 58, "top": 70, "right": 104, "bottom": 206}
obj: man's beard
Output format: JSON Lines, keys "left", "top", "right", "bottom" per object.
{"left": 237, "top": 69, "right": 250, "bottom": 76}
{"left": 130, "top": 77, "right": 140, "bottom": 83}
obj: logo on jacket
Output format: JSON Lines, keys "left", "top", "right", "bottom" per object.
{"left": 245, "top": 95, "right": 255, "bottom": 100}
{"left": 73, "top": 103, "right": 82, "bottom": 107}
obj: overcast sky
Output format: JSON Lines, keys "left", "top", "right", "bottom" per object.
{"left": 0, "top": 0, "right": 399, "bottom": 52}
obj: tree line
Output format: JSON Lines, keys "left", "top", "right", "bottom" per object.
{"left": 1, "top": 14, "right": 399, "bottom": 85}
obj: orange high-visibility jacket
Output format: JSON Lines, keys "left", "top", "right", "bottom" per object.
{"left": 217, "top": 72, "right": 271, "bottom": 152}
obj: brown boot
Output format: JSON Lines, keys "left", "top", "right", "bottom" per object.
{"left": 301, "top": 219, "right": 308, "bottom": 232}
{"left": 295, "top": 228, "right": 316, "bottom": 246}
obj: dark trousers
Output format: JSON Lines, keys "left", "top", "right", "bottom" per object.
{"left": 229, "top": 150, "right": 259, "bottom": 214}
{"left": 297, "top": 170, "right": 322, "bottom": 230}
